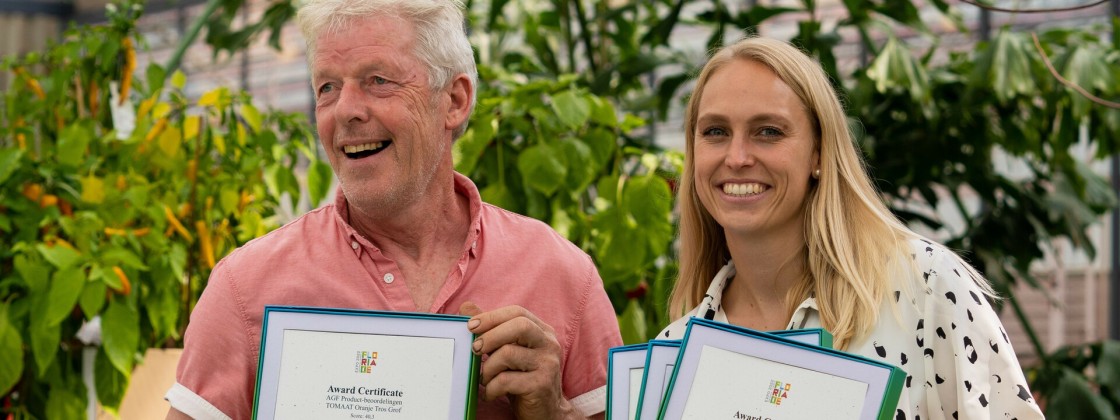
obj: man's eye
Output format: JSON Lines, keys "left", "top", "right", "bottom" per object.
{"left": 318, "top": 83, "right": 335, "bottom": 95}
{"left": 373, "top": 76, "right": 388, "bottom": 85}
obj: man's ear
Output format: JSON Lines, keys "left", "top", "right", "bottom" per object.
{"left": 444, "top": 74, "right": 473, "bottom": 131}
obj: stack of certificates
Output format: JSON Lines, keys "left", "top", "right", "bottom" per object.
{"left": 607, "top": 318, "right": 904, "bottom": 420}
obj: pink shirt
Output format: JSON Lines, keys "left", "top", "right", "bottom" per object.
{"left": 166, "top": 173, "right": 621, "bottom": 419}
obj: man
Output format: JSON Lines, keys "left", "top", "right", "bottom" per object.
{"left": 164, "top": 0, "right": 620, "bottom": 418}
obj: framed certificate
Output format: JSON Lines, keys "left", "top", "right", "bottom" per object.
{"left": 634, "top": 340, "right": 681, "bottom": 420}
{"left": 607, "top": 343, "right": 650, "bottom": 420}
{"left": 659, "top": 318, "right": 904, "bottom": 420}
{"left": 252, "top": 306, "right": 480, "bottom": 420}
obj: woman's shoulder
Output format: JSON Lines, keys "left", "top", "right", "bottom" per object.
{"left": 656, "top": 307, "right": 703, "bottom": 340}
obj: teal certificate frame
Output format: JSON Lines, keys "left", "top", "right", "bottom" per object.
{"left": 659, "top": 317, "right": 904, "bottom": 420}
{"left": 252, "top": 306, "right": 480, "bottom": 420}
{"left": 606, "top": 343, "right": 651, "bottom": 420}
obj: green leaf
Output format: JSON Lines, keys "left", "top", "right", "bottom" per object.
{"left": 618, "top": 299, "right": 647, "bottom": 345}
{"left": 96, "top": 265, "right": 122, "bottom": 292}
{"left": 146, "top": 63, "right": 166, "bottom": 94}
{"left": 46, "top": 387, "right": 86, "bottom": 420}
{"left": 0, "top": 148, "right": 23, "bottom": 186}
{"left": 976, "top": 31, "right": 1036, "bottom": 103}
{"left": 517, "top": 143, "right": 567, "bottom": 195}
{"left": 15, "top": 253, "right": 50, "bottom": 294}
{"left": 480, "top": 183, "right": 519, "bottom": 212}
{"left": 102, "top": 300, "right": 139, "bottom": 375}
{"left": 46, "top": 267, "right": 85, "bottom": 326}
{"left": 57, "top": 122, "right": 93, "bottom": 167}
{"left": 306, "top": 159, "right": 334, "bottom": 207}
{"left": 145, "top": 271, "right": 180, "bottom": 341}
{"left": 79, "top": 280, "right": 107, "bottom": 319}
{"left": 171, "top": 70, "right": 187, "bottom": 90}
{"left": 551, "top": 90, "right": 591, "bottom": 130}
{"left": 454, "top": 113, "right": 497, "bottom": 175}
{"left": 80, "top": 174, "right": 106, "bottom": 204}
{"left": 1045, "top": 367, "right": 1115, "bottom": 418}
{"left": 95, "top": 347, "right": 128, "bottom": 411}
{"left": 587, "top": 96, "right": 618, "bottom": 127}
{"left": 266, "top": 164, "right": 301, "bottom": 201}
{"left": 101, "top": 247, "right": 149, "bottom": 271}
{"left": 866, "top": 37, "right": 930, "bottom": 104}
{"left": 1098, "top": 340, "right": 1120, "bottom": 402}
{"left": 37, "top": 243, "right": 83, "bottom": 270}
{"left": 240, "top": 104, "right": 263, "bottom": 133}
{"left": 0, "top": 304, "right": 24, "bottom": 394}
{"left": 220, "top": 186, "right": 240, "bottom": 215}
{"left": 29, "top": 319, "right": 59, "bottom": 376}
{"left": 559, "top": 138, "right": 596, "bottom": 192}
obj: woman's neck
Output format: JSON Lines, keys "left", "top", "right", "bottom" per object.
{"left": 721, "top": 230, "right": 808, "bottom": 331}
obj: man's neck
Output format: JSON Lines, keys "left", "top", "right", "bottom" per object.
{"left": 347, "top": 177, "right": 470, "bottom": 263}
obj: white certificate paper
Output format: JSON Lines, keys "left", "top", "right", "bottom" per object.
{"left": 679, "top": 346, "right": 867, "bottom": 419}
{"left": 253, "top": 307, "right": 478, "bottom": 420}
{"left": 273, "top": 330, "right": 454, "bottom": 419}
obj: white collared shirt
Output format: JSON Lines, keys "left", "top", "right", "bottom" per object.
{"left": 658, "top": 239, "right": 1044, "bottom": 419}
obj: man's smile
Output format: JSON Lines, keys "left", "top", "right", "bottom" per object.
{"left": 342, "top": 140, "right": 392, "bottom": 159}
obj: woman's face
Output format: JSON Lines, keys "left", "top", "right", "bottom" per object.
{"left": 692, "top": 58, "right": 819, "bottom": 240}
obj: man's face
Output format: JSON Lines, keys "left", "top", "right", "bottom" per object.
{"left": 311, "top": 14, "right": 454, "bottom": 216}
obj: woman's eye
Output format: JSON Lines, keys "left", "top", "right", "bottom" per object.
{"left": 702, "top": 127, "right": 728, "bottom": 137}
{"left": 759, "top": 126, "right": 783, "bottom": 137}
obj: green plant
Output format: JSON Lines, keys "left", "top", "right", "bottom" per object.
{"left": 0, "top": 2, "right": 328, "bottom": 416}
{"left": 454, "top": 67, "right": 682, "bottom": 343}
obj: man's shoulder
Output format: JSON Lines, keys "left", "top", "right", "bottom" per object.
{"left": 478, "top": 203, "right": 586, "bottom": 254}
{"left": 220, "top": 205, "right": 339, "bottom": 267}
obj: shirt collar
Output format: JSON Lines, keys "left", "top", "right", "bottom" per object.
{"left": 701, "top": 260, "right": 820, "bottom": 329}
{"left": 331, "top": 172, "right": 484, "bottom": 258}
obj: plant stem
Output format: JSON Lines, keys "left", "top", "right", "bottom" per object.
{"left": 165, "top": 0, "right": 224, "bottom": 76}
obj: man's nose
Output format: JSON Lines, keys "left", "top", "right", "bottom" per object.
{"left": 335, "top": 82, "right": 371, "bottom": 124}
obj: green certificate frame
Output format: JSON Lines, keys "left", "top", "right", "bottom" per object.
{"left": 252, "top": 306, "right": 480, "bottom": 419}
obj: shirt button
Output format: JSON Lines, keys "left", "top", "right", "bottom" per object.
{"left": 383, "top": 273, "right": 395, "bottom": 284}
{"left": 351, "top": 241, "right": 359, "bottom": 250}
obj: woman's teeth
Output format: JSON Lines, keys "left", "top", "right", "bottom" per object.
{"left": 723, "top": 183, "right": 765, "bottom": 196}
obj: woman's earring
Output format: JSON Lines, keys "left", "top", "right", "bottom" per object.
{"left": 813, "top": 168, "right": 821, "bottom": 179}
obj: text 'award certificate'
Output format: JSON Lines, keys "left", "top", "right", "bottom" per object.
{"left": 252, "top": 306, "right": 480, "bottom": 420}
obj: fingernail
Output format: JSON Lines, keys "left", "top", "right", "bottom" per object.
{"left": 468, "top": 319, "right": 480, "bottom": 330}
{"left": 472, "top": 338, "right": 482, "bottom": 353}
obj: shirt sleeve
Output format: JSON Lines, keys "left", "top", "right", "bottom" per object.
{"left": 167, "top": 256, "right": 258, "bottom": 419}
{"left": 562, "top": 260, "right": 623, "bottom": 416}
{"left": 921, "top": 245, "right": 1044, "bottom": 419}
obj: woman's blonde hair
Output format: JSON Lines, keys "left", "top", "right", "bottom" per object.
{"left": 669, "top": 37, "right": 993, "bottom": 349}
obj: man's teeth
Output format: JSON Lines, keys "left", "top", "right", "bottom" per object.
{"left": 723, "top": 183, "right": 765, "bottom": 196}
{"left": 343, "top": 142, "right": 384, "bottom": 154}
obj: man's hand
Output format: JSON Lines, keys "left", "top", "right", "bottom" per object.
{"left": 460, "top": 302, "right": 586, "bottom": 420}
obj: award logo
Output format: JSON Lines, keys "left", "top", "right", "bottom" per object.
{"left": 355, "top": 351, "right": 378, "bottom": 374}
{"left": 764, "top": 380, "right": 791, "bottom": 405}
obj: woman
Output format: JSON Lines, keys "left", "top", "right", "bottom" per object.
{"left": 660, "top": 37, "right": 1043, "bottom": 419}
